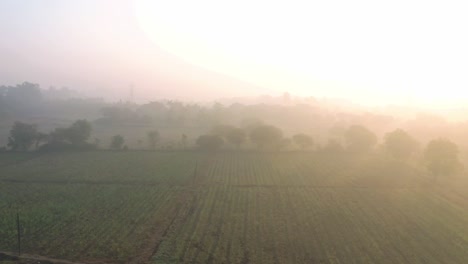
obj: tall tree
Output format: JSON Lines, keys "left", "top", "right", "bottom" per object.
{"left": 344, "top": 125, "right": 377, "bottom": 153}
{"left": 110, "top": 135, "right": 125, "bottom": 150}
{"left": 226, "top": 127, "right": 246, "bottom": 149}
{"left": 181, "top": 134, "right": 188, "bottom": 149}
{"left": 66, "top": 120, "right": 91, "bottom": 145}
{"left": 7, "top": 122, "right": 40, "bottom": 151}
{"left": 147, "top": 130, "right": 160, "bottom": 150}
{"left": 5, "top": 82, "right": 42, "bottom": 104}
{"left": 424, "top": 138, "right": 460, "bottom": 179}
{"left": 384, "top": 129, "right": 418, "bottom": 160}
{"left": 250, "top": 125, "right": 283, "bottom": 149}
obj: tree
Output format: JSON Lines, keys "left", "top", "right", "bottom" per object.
{"left": 181, "top": 134, "right": 188, "bottom": 149}
{"left": 384, "top": 129, "right": 418, "bottom": 160}
{"left": 344, "top": 125, "right": 377, "bottom": 153}
{"left": 110, "top": 135, "right": 125, "bottom": 150}
{"left": 66, "top": 120, "right": 91, "bottom": 145}
{"left": 212, "top": 125, "right": 246, "bottom": 149}
{"left": 250, "top": 125, "right": 283, "bottom": 149}
{"left": 7, "top": 122, "right": 40, "bottom": 151}
{"left": 196, "top": 135, "right": 224, "bottom": 151}
{"left": 292, "top": 133, "right": 314, "bottom": 150}
{"left": 5, "top": 82, "right": 42, "bottom": 105}
{"left": 424, "top": 138, "right": 460, "bottom": 179}
{"left": 226, "top": 128, "right": 246, "bottom": 149}
{"left": 147, "top": 130, "right": 160, "bottom": 150}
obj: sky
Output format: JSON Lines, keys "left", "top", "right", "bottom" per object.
{"left": 1, "top": 0, "right": 468, "bottom": 107}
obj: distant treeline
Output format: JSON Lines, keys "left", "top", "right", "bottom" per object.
{"left": 0, "top": 81, "right": 467, "bottom": 180}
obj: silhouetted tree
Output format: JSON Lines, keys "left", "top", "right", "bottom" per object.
{"left": 344, "top": 125, "right": 377, "bottom": 153}
{"left": 424, "top": 138, "right": 460, "bottom": 179}
{"left": 5, "top": 82, "right": 42, "bottom": 104}
{"left": 384, "top": 129, "right": 418, "bottom": 160}
{"left": 250, "top": 125, "right": 283, "bottom": 149}
{"left": 181, "top": 134, "right": 188, "bottom": 149}
{"left": 40, "top": 120, "right": 94, "bottom": 151}
{"left": 196, "top": 135, "right": 224, "bottom": 151}
{"left": 7, "top": 122, "right": 40, "bottom": 151}
{"left": 66, "top": 120, "right": 91, "bottom": 145}
{"left": 226, "top": 128, "right": 246, "bottom": 149}
{"left": 292, "top": 133, "right": 314, "bottom": 150}
{"left": 147, "top": 130, "right": 160, "bottom": 150}
{"left": 110, "top": 135, "right": 125, "bottom": 150}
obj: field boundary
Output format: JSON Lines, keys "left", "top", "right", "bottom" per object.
{"left": 0, "top": 251, "right": 87, "bottom": 264}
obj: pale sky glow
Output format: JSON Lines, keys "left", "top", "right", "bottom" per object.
{"left": 1, "top": 0, "right": 468, "bottom": 107}
{"left": 136, "top": 0, "right": 468, "bottom": 107}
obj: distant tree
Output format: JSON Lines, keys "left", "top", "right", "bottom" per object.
{"left": 424, "top": 138, "right": 461, "bottom": 179}
{"left": 250, "top": 125, "right": 283, "bottom": 149}
{"left": 181, "top": 134, "right": 188, "bottom": 149}
{"left": 321, "top": 139, "right": 344, "bottom": 154}
{"left": 344, "top": 125, "right": 377, "bottom": 153}
{"left": 226, "top": 128, "right": 246, "bottom": 149}
{"left": 292, "top": 133, "right": 314, "bottom": 150}
{"left": 196, "top": 134, "right": 224, "bottom": 151}
{"left": 147, "top": 130, "right": 160, "bottom": 150}
{"left": 66, "top": 120, "right": 91, "bottom": 145}
{"left": 7, "top": 122, "right": 40, "bottom": 151}
{"left": 5, "top": 82, "right": 42, "bottom": 104}
{"left": 384, "top": 129, "right": 418, "bottom": 160}
{"left": 110, "top": 135, "right": 125, "bottom": 150}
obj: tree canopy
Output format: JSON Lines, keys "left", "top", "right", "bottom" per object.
{"left": 424, "top": 138, "right": 460, "bottom": 178}
{"left": 110, "top": 135, "right": 125, "bottom": 150}
{"left": 226, "top": 127, "right": 246, "bottom": 148}
{"left": 7, "top": 122, "right": 40, "bottom": 151}
{"left": 344, "top": 125, "right": 377, "bottom": 153}
{"left": 196, "top": 134, "right": 224, "bottom": 151}
{"left": 67, "top": 120, "right": 91, "bottom": 145}
{"left": 147, "top": 130, "right": 160, "bottom": 150}
{"left": 384, "top": 129, "right": 418, "bottom": 160}
{"left": 250, "top": 125, "right": 283, "bottom": 149}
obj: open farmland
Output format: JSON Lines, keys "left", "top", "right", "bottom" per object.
{"left": 1, "top": 151, "right": 468, "bottom": 263}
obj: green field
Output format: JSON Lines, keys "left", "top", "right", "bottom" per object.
{"left": 1, "top": 151, "right": 468, "bottom": 263}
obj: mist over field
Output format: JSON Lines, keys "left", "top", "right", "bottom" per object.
{"left": 3, "top": 1, "right": 468, "bottom": 263}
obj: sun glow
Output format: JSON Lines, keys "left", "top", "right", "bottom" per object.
{"left": 135, "top": 0, "right": 468, "bottom": 107}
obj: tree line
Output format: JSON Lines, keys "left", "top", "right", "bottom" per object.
{"left": 4, "top": 120, "right": 460, "bottom": 180}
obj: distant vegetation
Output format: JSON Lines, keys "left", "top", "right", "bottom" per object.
{"left": 1, "top": 81, "right": 467, "bottom": 180}
{"left": 2, "top": 82, "right": 468, "bottom": 263}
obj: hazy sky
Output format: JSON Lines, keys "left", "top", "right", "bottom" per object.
{"left": 1, "top": 0, "right": 468, "bottom": 107}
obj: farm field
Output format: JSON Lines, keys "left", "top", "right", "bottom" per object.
{"left": 1, "top": 151, "right": 468, "bottom": 263}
